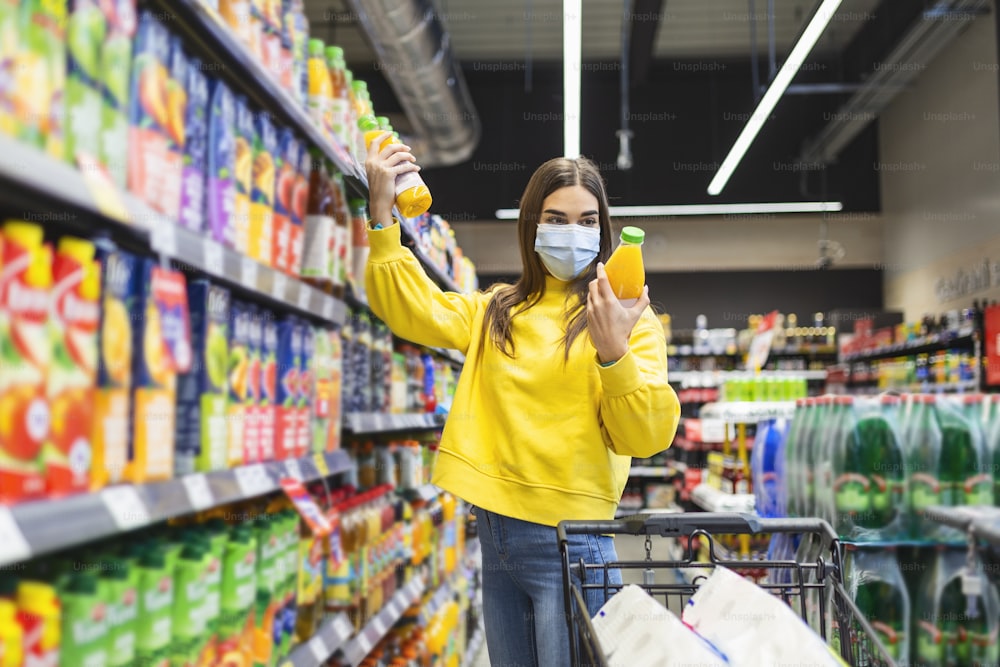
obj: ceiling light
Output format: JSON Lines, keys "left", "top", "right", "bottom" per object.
{"left": 494, "top": 201, "right": 844, "bottom": 219}
{"left": 564, "top": 0, "right": 582, "bottom": 158}
{"left": 707, "top": 0, "right": 843, "bottom": 196}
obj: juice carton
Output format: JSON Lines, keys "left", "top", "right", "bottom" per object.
{"left": 0, "top": 0, "right": 20, "bottom": 137}
{"left": 288, "top": 137, "right": 309, "bottom": 275}
{"left": 250, "top": 112, "right": 277, "bottom": 266}
{"left": 129, "top": 260, "right": 190, "bottom": 483}
{"left": 0, "top": 222, "right": 51, "bottom": 502}
{"left": 219, "top": 0, "right": 251, "bottom": 47}
{"left": 0, "top": 598, "right": 23, "bottom": 667}
{"left": 218, "top": 523, "right": 257, "bottom": 664}
{"left": 233, "top": 96, "right": 255, "bottom": 255}
{"left": 102, "top": 556, "right": 139, "bottom": 667}
{"left": 127, "top": 12, "right": 185, "bottom": 219}
{"left": 327, "top": 331, "right": 342, "bottom": 451}
{"left": 134, "top": 543, "right": 174, "bottom": 667}
{"left": 60, "top": 570, "right": 109, "bottom": 667}
{"left": 16, "top": 580, "right": 60, "bottom": 666}
{"left": 92, "top": 244, "right": 137, "bottom": 489}
{"left": 179, "top": 58, "right": 209, "bottom": 233}
{"left": 227, "top": 300, "right": 250, "bottom": 467}
{"left": 46, "top": 237, "right": 100, "bottom": 495}
{"left": 175, "top": 281, "right": 229, "bottom": 475}
{"left": 277, "top": 0, "right": 294, "bottom": 92}
{"left": 261, "top": 0, "right": 282, "bottom": 79}
{"left": 272, "top": 129, "right": 299, "bottom": 273}
{"left": 16, "top": 0, "right": 67, "bottom": 158}
{"left": 170, "top": 541, "right": 209, "bottom": 667}
{"left": 311, "top": 327, "right": 330, "bottom": 454}
{"left": 244, "top": 304, "right": 263, "bottom": 464}
{"left": 65, "top": 0, "right": 106, "bottom": 164}
{"left": 297, "top": 323, "right": 313, "bottom": 459}
{"left": 98, "top": 0, "right": 137, "bottom": 189}
{"left": 260, "top": 311, "right": 278, "bottom": 462}
{"left": 274, "top": 316, "right": 301, "bottom": 461}
{"left": 207, "top": 79, "right": 236, "bottom": 246}
{"left": 248, "top": 0, "right": 265, "bottom": 62}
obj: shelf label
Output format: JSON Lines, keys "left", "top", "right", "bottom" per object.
{"left": 240, "top": 257, "right": 259, "bottom": 288}
{"left": 151, "top": 223, "right": 177, "bottom": 257}
{"left": 101, "top": 486, "right": 151, "bottom": 531}
{"left": 314, "top": 453, "right": 331, "bottom": 477}
{"left": 272, "top": 271, "right": 288, "bottom": 300}
{"left": 182, "top": 474, "right": 214, "bottom": 511}
{"left": 371, "top": 615, "right": 387, "bottom": 637}
{"left": 297, "top": 286, "right": 312, "bottom": 310}
{"left": 333, "top": 614, "right": 353, "bottom": 640}
{"left": 357, "top": 633, "right": 372, "bottom": 656}
{"left": 285, "top": 458, "right": 304, "bottom": 482}
{"left": 372, "top": 414, "right": 384, "bottom": 431}
{"left": 235, "top": 464, "right": 273, "bottom": 497}
{"left": 321, "top": 298, "right": 335, "bottom": 321}
{"left": 0, "top": 508, "right": 31, "bottom": 565}
{"left": 308, "top": 635, "right": 329, "bottom": 662}
{"left": 203, "top": 240, "right": 225, "bottom": 275}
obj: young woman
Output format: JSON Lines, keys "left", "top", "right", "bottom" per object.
{"left": 364, "top": 138, "right": 680, "bottom": 667}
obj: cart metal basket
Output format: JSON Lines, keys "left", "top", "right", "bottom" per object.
{"left": 556, "top": 512, "right": 897, "bottom": 667}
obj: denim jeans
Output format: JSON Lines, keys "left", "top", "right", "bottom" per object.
{"left": 474, "top": 507, "right": 623, "bottom": 667}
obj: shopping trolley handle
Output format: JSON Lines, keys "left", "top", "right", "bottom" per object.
{"left": 557, "top": 513, "right": 839, "bottom": 544}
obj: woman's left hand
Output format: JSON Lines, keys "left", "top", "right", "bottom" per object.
{"left": 587, "top": 262, "right": 651, "bottom": 364}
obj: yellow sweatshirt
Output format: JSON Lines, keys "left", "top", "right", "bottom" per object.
{"left": 365, "top": 223, "right": 681, "bottom": 526}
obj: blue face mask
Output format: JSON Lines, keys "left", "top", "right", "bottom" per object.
{"left": 534, "top": 224, "right": 601, "bottom": 281}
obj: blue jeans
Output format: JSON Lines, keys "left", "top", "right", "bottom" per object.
{"left": 474, "top": 507, "right": 623, "bottom": 667}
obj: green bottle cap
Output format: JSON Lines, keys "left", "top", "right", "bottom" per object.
{"left": 358, "top": 114, "right": 379, "bottom": 131}
{"left": 620, "top": 226, "right": 644, "bottom": 244}
{"left": 308, "top": 39, "right": 325, "bottom": 57}
{"left": 376, "top": 116, "right": 392, "bottom": 131}
{"left": 344, "top": 68, "right": 354, "bottom": 85}
{"left": 325, "top": 45, "right": 344, "bottom": 62}
{"left": 351, "top": 80, "right": 368, "bottom": 94}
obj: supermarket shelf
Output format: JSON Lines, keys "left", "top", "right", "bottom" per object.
{"left": 629, "top": 466, "right": 672, "bottom": 478}
{"left": 669, "top": 346, "right": 837, "bottom": 359}
{"left": 698, "top": 401, "right": 796, "bottom": 423}
{"left": 285, "top": 612, "right": 355, "bottom": 667}
{"left": 419, "top": 575, "right": 456, "bottom": 626}
{"left": 0, "top": 450, "right": 352, "bottom": 567}
{"left": 339, "top": 577, "right": 427, "bottom": 667}
{"left": 846, "top": 379, "right": 979, "bottom": 393}
{"left": 400, "top": 484, "right": 440, "bottom": 504}
{"left": 841, "top": 331, "right": 977, "bottom": 363}
{"left": 0, "top": 136, "right": 347, "bottom": 327}
{"left": 669, "top": 370, "right": 828, "bottom": 386}
{"left": 344, "top": 412, "right": 447, "bottom": 435}
{"left": 463, "top": 620, "right": 486, "bottom": 667}
{"left": 690, "top": 484, "right": 756, "bottom": 514}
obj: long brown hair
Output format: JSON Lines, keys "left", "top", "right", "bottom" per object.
{"left": 484, "top": 157, "right": 613, "bottom": 359}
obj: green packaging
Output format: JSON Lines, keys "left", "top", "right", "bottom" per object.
{"left": 60, "top": 570, "right": 110, "bottom": 667}
{"left": 103, "top": 556, "right": 139, "bottom": 667}
{"left": 135, "top": 544, "right": 175, "bottom": 666}
{"left": 170, "top": 540, "right": 210, "bottom": 667}
{"left": 99, "top": 0, "right": 136, "bottom": 187}
{"left": 65, "top": 0, "right": 106, "bottom": 163}
{"left": 203, "top": 520, "right": 229, "bottom": 640}
{"left": 219, "top": 523, "right": 258, "bottom": 647}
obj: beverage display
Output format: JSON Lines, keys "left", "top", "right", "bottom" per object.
{"left": 845, "top": 546, "right": 911, "bottom": 664}
{"left": 603, "top": 226, "right": 646, "bottom": 305}
{"left": 358, "top": 114, "right": 433, "bottom": 218}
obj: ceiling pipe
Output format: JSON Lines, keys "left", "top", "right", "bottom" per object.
{"left": 344, "top": 0, "right": 481, "bottom": 167}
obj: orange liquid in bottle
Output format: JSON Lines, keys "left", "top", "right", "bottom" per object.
{"left": 359, "top": 114, "right": 433, "bottom": 218}
{"left": 604, "top": 226, "right": 646, "bottom": 305}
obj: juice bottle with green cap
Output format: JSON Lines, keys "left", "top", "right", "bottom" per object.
{"left": 17, "top": 580, "right": 61, "bottom": 666}
{"left": 0, "top": 598, "right": 23, "bottom": 667}
{"left": 325, "top": 45, "right": 349, "bottom": 148}
{"left": 604, "top": 226, "right": 646, "bottom": 306}
{"left": 102, "top": 556, "right": 138, "bottom": 667}
{"left": 134, "top": 543, "right": 174, "bottom": 667}
{"left": 170, "top": 540, "right": 209, "bottom": 666}
{"left": 305, "top": 38, "right": 331, "bottom": 141}
{"left": 358, "top": 114, "right": 433, "bottom": 219}
{"left": 60, "top": 570, "right": 109, "bottom": 667}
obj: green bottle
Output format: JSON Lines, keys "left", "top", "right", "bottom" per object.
{"left": 905, "top": 396, "right": 946, "bottom": 540}
{"left": 60, "top": 570, "right": 110, "bottom": 667}
{"left": 134, "top": 544, "right": 174, "bottom": 666}
{"left": 203, "top": 520, "right": 229, "bottom": 643}
{"left": 102, "top": 556, "right": 139, "bottom": 667}
{"left": 946, "top": 395, "right": 993, "bottom": 507}
{"left": 170, "top": 540, "right": 210, "bottom": 666}
{"left": 848, "top": 546, "right": 909, "bottom": 663}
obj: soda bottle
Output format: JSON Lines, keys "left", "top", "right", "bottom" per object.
{"left": 603, "top": 226, "right": 646, "bottom": 306}
{"left": 358, "top": 114, "right": 433, "bottom": 219}
{"left": 905, "top": 395, "right": 947, "bottom": 540}
{"left": 940, "top": 395, "right": 992, "bottom": 508}
{"left": 987, "top": 395, "right": 1000, "bottom": 505}
{"left": 803, "top": 396, "right": 833, "bottom": 518}
{"left": 829, "top": 396, "right": 865, "bottom": 536}
{"left": 325, "top": 45, "right": 350, "bottom": 149}
{"left": 867, "top": 395, "right": 906, "bottom": 535}
{"left": 305, "top": 39, "right": 332, "bottom": 141}
{"left": 848, "top": 545, "right": 910, "bottom": 664}
{"left": 780, "top": 398, "right": 808, "bottom": 518}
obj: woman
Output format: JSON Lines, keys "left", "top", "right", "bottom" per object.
{"left": 364, "top": 137, "right": 680, "bottom": 667}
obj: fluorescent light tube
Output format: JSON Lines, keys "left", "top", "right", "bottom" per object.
{"left": 707, "top": 0, "right": 843, "bottom": 195}
{"left": 564, "top": 0, "right": 582, "bottom": 158}
{"left": 494, "top": 201, "right": 844, "bottom": 219}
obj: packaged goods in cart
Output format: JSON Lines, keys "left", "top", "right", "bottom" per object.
{"left": 65, "top": 0, "right": 107, "bottom": 165}
{"left": 129, "top": 260, "right": 190, "bottom": 483}
{"left": 175, "top": 281, "right": 230, "bottom": 474}
{"left": 207, "top": 79, "right": 236, "bottom": 246}
{"left": 227, "top": 299, "right": 251, "bottom": 466}
{"left": 99, "top": 0, "right": 136, "bottom": 189}
{"left": 45, "top": 236, "right": 101, "bottom": 495}
{"left": 359, "top": 114, "right": 433, "bottom": 218}
{"left": 16, "top": 0, "right": 67, "bottom": 159}
{"left": 179, "top": 58, "right": 209, "bottom": 233}
{"left": 233, "top": 96, "right": 255, "bottom": 255}
{"left": 591, "top": 584, "right": 728, "bottom": 667}
{"left": 683, "top": 566, "right": 848, "bottom": 667}
{"left": 92, "top": 244, "right": 137, "bottom": 489}
{"left": 250, "top": 113, "right": 278, "bottom": 266}
{"left": 260, "top": 311, "right": 279, "bottom": 461}
{"left": 0, "top": 222, "right": 51, "bottom": 501}
{"left": 843, "top": 546, "right": 910, "bottom": 664}
{"left": 272, "top": 128, "right": 300, "bottom": 272}
{"left": 0, "top": 599, "right": 24, "bottom": 666}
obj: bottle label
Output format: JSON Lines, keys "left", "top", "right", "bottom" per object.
{"left": 910, "top": 473, "right": 942, "bottom": 510}
{"left": 871, "top": 621, "right": 902, "bottom": 660}
{"left": 917, "top": 620, "right": 944, "bottom": 662}
{"left": 833, "top": 473, "right": 870, "bottom": 515}
{"left": 963, "top": 473, "right": 993, "bottom": 506}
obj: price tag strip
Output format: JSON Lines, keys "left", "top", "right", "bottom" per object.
{"left": 0, "top": 508, "right": 31, "bottom": 566}
{"left": 203, "top": 240, "right": 225, "bottom": 275}
{"left": 321, "top": 298, "right": 335, "bottom": 321}
{"left": 101, "top": 486, "right": 152, "bottom": 531}
{"left": 332, "top": 614, "right": 354, "bottom": 641}
{"left": 234, "top": 464, "right": 274, "bottom": 498}
{"left": 314, "top": 453, "right": 330, "bottom": 477}
{"left": 307, "top": 635, "right": 329, "bottom": 663}
{"left": 297, "top": 286, "right": 312, "bottom": 310}
{"left": 182, "top": 474, "right": 215, "bottom": 511}
{"left": 241, "top": 257, "right": 259, "bottom": 289}
{"left": 285, "top": 458, "right": 304, "bottom": 482}
{"left": 272, "top": 271, "right": 288, "bottom": 300}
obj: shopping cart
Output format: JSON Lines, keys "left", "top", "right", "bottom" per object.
{"left": 556, "top": 512, "right": 897, "bottom": 667}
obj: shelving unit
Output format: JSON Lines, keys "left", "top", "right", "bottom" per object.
{"left": 669, "top": 369, "right": 828, "bottom": 386}
{"left": 285, "top": 613, "right": 355, "bottom": 667}
{"left": 338, "top": 578, "right": 428, "bottom": 667}
{"left": 0, "top": 450, "right": 353, "bottom": 567}
{"left": 840, "top": 330, "right": 976, "bottom": 363}
{"left": 690, "top": 484, "right": 756, "bottom": 514}
{"left": 344, "top": 412, "right": 447, "bottom": 435}
{"left": 699, "top": 401, "right": 797, "bottom": 423}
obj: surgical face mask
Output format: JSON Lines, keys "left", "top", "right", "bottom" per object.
{"left": 533, "top": 224, "right": 601, "bottom": 281}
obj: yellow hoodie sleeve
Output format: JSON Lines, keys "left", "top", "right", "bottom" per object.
{"left": 365, "top": 222, "right": 481, "bottom": 353}
{"left": 597, "top": 308, "right": 680, "bottom": 458}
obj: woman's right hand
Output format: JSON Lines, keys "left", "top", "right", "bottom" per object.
{"left": 364, "top": 131, "right": 420, "bottom": 225}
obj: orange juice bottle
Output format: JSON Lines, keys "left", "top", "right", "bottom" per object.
{"left": 17, "top": 581, "right": 60, "bottom": 665}
{"left": 603, "top": 226, "right": 646, "bottom": 306}
{"left": 358, "top": 114, "right": 433, "bottom": 218}
{"left": 305, "top": 39, "right": 332, "bottom": 141}
{"left": 325, "top": 46, "right": 350, "bottom": 149}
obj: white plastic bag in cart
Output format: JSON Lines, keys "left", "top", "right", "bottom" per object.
{"left": 591, "top": 585, "right": 729, "bottom": 667}
{"left": 682, "top": 567, "right": 849, "bottom": 667}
